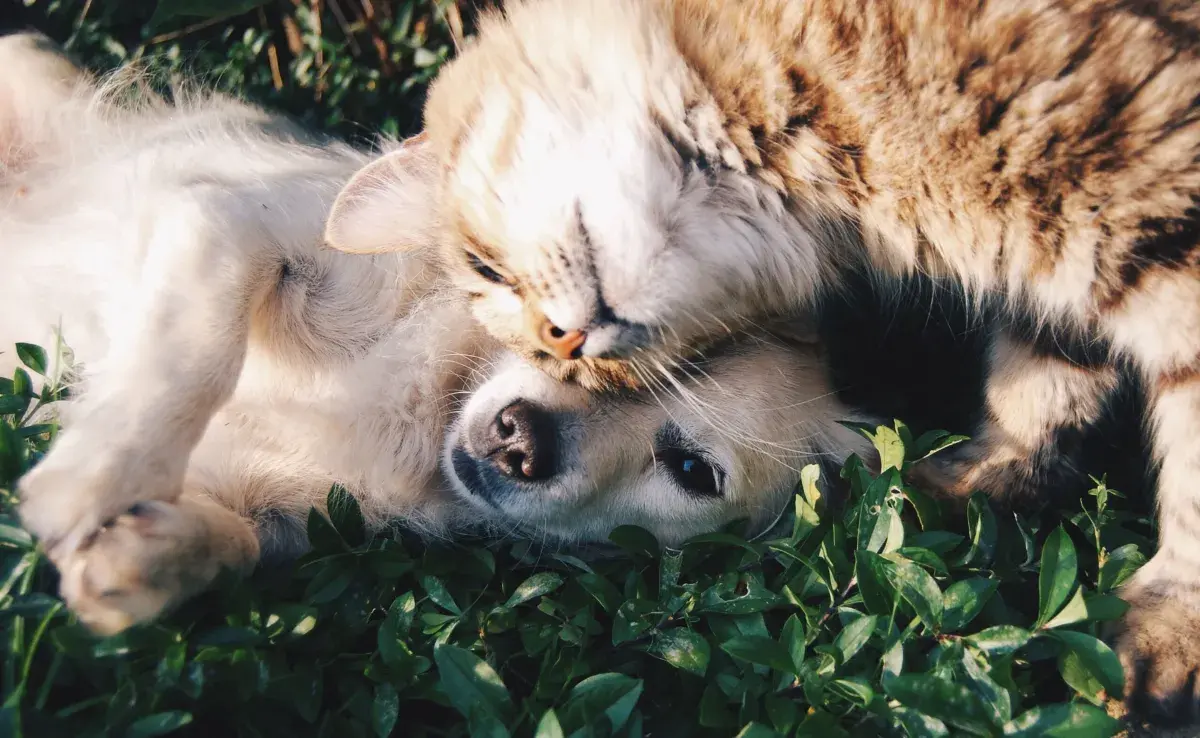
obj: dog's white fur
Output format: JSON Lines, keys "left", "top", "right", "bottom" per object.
{"left": 1, "top": 34, "right": 868, "bottom": 635}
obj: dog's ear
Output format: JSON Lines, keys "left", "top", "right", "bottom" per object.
{"left": 325, "top": 132, "right": 439, "bottom": 255}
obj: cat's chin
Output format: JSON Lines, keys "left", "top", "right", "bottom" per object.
{"left": 521, "top": 349, "right": 645, "bottom": 392}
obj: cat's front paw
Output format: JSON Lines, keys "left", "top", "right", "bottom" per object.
{"left": 56, "top": 500, "right": 257, "bottom": 635}
{"left": 908, "top": 439, "right": 1038, "bottom": 499}
{"left": 1113, "top": 579, "right": 1200, "bottom": 725}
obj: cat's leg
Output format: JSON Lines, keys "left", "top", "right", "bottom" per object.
{"left": 17, "top": 190, "right": 281, "bottom": 564}
{"left": 1103, "top": 275, "right": 1200, "bottom": 722}
{"left": 910, "top": 326, "right": 1118, "bottom": 501}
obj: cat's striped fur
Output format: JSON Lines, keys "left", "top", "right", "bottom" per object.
{"left": 325, "top": 0, "right": 1200, "bottom": 721}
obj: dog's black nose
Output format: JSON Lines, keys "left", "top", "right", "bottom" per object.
{"left": 483, "top": 400, "right": 557, "bottom": 481}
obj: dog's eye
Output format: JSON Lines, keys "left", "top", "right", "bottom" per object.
{"left": 467, "top": 252, "right": 508, "bottom": 285}
{"left": 658, "top": 446, "right": 723, "bottom": 499}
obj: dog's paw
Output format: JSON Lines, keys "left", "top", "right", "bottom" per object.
{"left": 17, "top": 436, "right": 185, "bottom": 560}
{"left": 1113, "top": 583, "right": 1200, "bottom": 725}
{"left": 55, "top": 500, "right": 249, "bottom": 635}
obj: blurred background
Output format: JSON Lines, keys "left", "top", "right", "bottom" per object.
{"left": 4, "top": 0, "right": 482, "bottom": 142}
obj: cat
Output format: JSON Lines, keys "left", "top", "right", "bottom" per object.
{"left": 324, "top": 0, "right": 1200, "bottom": 721}
{"left": 1, "top": 32, "right": 868, "bottom": 634}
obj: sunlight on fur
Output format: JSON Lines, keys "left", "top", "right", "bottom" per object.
{"left": 0, "top": 33, "right": 870, "bottom": 636}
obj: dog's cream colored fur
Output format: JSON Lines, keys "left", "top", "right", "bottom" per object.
{"left": 1, "top": 34, "right": 868, "bottom": 635}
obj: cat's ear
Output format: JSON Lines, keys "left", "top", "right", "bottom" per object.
{"left": 325, "top": 132, "right": 438, "bottom": 255}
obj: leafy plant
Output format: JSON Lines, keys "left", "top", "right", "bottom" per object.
{"left": 0, "top": 337, "right": 1158, "bottom": 737}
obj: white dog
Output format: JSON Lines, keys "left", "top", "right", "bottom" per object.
{"left": 0, "top": 34, "right": 868, "bottom": 635}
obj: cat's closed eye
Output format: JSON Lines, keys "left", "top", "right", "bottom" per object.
{"left": 466, "top": 252, "right": 509, "bottom": 285}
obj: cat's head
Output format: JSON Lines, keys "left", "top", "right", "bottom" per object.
{"left": 326, "top": 0, "right": 831, "bottom": 391}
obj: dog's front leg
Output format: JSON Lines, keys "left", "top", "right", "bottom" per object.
{"left": 18, "top": 190, "right": 279, "bottom": 567}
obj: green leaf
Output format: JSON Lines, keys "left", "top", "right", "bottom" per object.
{"left": 608, "top": 525, "right": 660, "bottom": 558}
{"left": 855, "top": 549, "right": 893, "bottom": 616}
{"left": 14, "top": 344, "right": 46, "bottom": 376}
{"left": 504, "top": 573, "right": 565, "bottom": 608}
{"left": 892, "top": 706, "right": 950, "bottom": 738}
{"left": 957, "top": 493, "right": 997, "bottom": 567}
{"left": 907, "top": 531, "right": 964, "bottom": 555}
{"left": 126, "top": 711, "right": 194, "bottom": 737}
{"left": 577, "top": 573, "right": 623, "bottom": 613}
{"left": 1047, "top": 630, "right": 1124, "bottom": 698}
{"left": 535, "top": 709, "right": 565, "bottom": 738}
{"left": 326, "top": 485, "right": 366, "bottom": 548}
{"left": 379, "top": 592, "right": 418, "bottom": 670}
{"left": 880, "top": 553, "right": 943, "bottom": 630}
{"left": 303, "top": 565, "right": 352, "bottom": 604}
{"left": 1002, "top": 703, "right": 1121, "bottom": 737}
{"left": 613, "top": 600, "right": 655, "bottom": 645}
{"left": 305, "top": 508, "right": 347, "bottom": 553}
{"left": 1059, "top": 648, "right": 1105, "bottom": 704}
{"left": 433, "top": 644, "right": 515, "bottom": 724}
{"left": 719, "top": 635, "right": 795, "bottom": 673}
{"left": 828, "top": 677, "right": 875, "bottom": 707}
{"left": 780, "top": 614, "right": 806, "bottom": 673}
{"left": 1042, "top": 586, "right": 1088, "bottom": 630}
{"left": 1097, "top": 544, "right": 1146, "bottom": 593}
{"left": 650, "top": 628, "right": 710, "bottom": 676}
{"left": 959, "top": 647, "right": 1012, "bottom": 725}
{"left": 0, "top": 522, "right": 33, "bottom": 548}
{"left": 735, "top": 721, "right": 783, "bottom": 738}
{"left": 884, "top": 673, "right": 997, "bottom": 736}
{"left": 421, "top": 575, "right": 462, "bottom": 616}
{"left": 0, "top": 395, "right": 28, "bottom": 416}
{"left": 1082, "top": 594, "right": 1129, "bottom": 623}
{"left": 966, "top": 626, "right": 1032, "bottom": 657}
{"left": 913, "top": 430, "right": 969, "bottom": 461}
{"left": 373, "top": 683, "right": 399, "bottom": 737}
{"left": 941, "top": 578, "right": 998, "bottom": 633}
{"left": 872, "top": 424, "right": 906, "bottom": 472}
{"left": 1037, "top": 527, "right": 1078, "bottom": 627}
{"left": 832, "top": 614, "right": 878, "bottom": 664}
{"left": 858, "top": 469, "right": 902, "bottom": 553}
{"left": 559, "top": 673, "right": 644, "bottom": 738}
{"left": 683, "top": 533, "right": 763, "bottom": 559}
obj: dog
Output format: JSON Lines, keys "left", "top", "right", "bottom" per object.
{"left": 1, "top": 33, "right": 870, "bottom": 635}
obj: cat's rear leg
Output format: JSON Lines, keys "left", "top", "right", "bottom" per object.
{"left": 909, "top": 327, "right": 1118, "bottom": 500}
{"left": 1103, "top": 273, "right": 1200, "bottom": 723}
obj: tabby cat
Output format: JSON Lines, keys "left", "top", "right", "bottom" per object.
{"left": 325, "top": 0, "right": 1200, "bottom": 720}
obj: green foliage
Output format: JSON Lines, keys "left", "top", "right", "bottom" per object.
{"left": 0, "top": 340, "right": 1158, "bottom": 736}
{"left": 24, "top": 0, "right": 463, "bottom": 140}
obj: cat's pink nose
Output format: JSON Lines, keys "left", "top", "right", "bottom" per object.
{"left": 537, "top": 320, "right": 587, "bottom": 360}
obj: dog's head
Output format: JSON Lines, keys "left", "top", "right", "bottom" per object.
{"left": 443, "top": 328, "right": 868, "bottom": 547}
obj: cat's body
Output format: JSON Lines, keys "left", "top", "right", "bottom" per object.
{"left": 325, "top": 0, "right": 1200, "bottom": 721}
